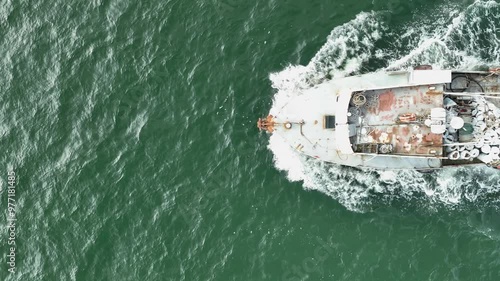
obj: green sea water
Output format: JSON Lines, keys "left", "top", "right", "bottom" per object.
{"left": 1, "top": 0, "right": 500, "bottom": 280}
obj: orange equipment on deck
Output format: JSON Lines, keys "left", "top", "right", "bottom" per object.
{"left": 257, "top": 115, "right": 275, "bottom": 133}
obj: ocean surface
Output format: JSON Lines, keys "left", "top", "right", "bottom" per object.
{"left": 1, "top": 0, "right": 500, "bottom": 280}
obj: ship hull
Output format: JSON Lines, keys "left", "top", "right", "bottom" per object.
{"left": 262, "top": 68, "right": 500, "bottom": 170}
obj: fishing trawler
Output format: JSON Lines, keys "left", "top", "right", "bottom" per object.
{"left": 258, "top": 67, "right": 500, "bottom": 170}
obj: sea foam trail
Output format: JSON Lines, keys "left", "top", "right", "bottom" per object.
{"left": 268, "top": 0, "right": 500, "bottom": 212}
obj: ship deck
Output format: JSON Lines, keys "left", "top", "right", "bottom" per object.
{"left": 353, "top": 85, "right": 444, "bottom": 156}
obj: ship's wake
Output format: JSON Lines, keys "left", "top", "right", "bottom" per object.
{"left": 268, "top": 0, "right": 500, "bottom": 212}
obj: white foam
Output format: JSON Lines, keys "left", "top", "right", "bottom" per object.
{"left": 307, "top": 12, "right": 384, "bottom": 81}
{"left": 387, "top": 0, "right": 500, "bottom": 70}
{"left": 268, "top": 1, "right": 500, "bottom": 212}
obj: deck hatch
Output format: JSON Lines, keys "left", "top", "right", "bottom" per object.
{"left": 324, "top": 115, "right": 336, "bottom": 129}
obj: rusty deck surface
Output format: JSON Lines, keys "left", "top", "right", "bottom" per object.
{"left": 358, "top": 85, "right": 444, "bottom": 156}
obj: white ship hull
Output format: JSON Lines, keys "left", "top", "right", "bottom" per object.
{"left": 259, "top": 68, "right": 500, "bottom": 170}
